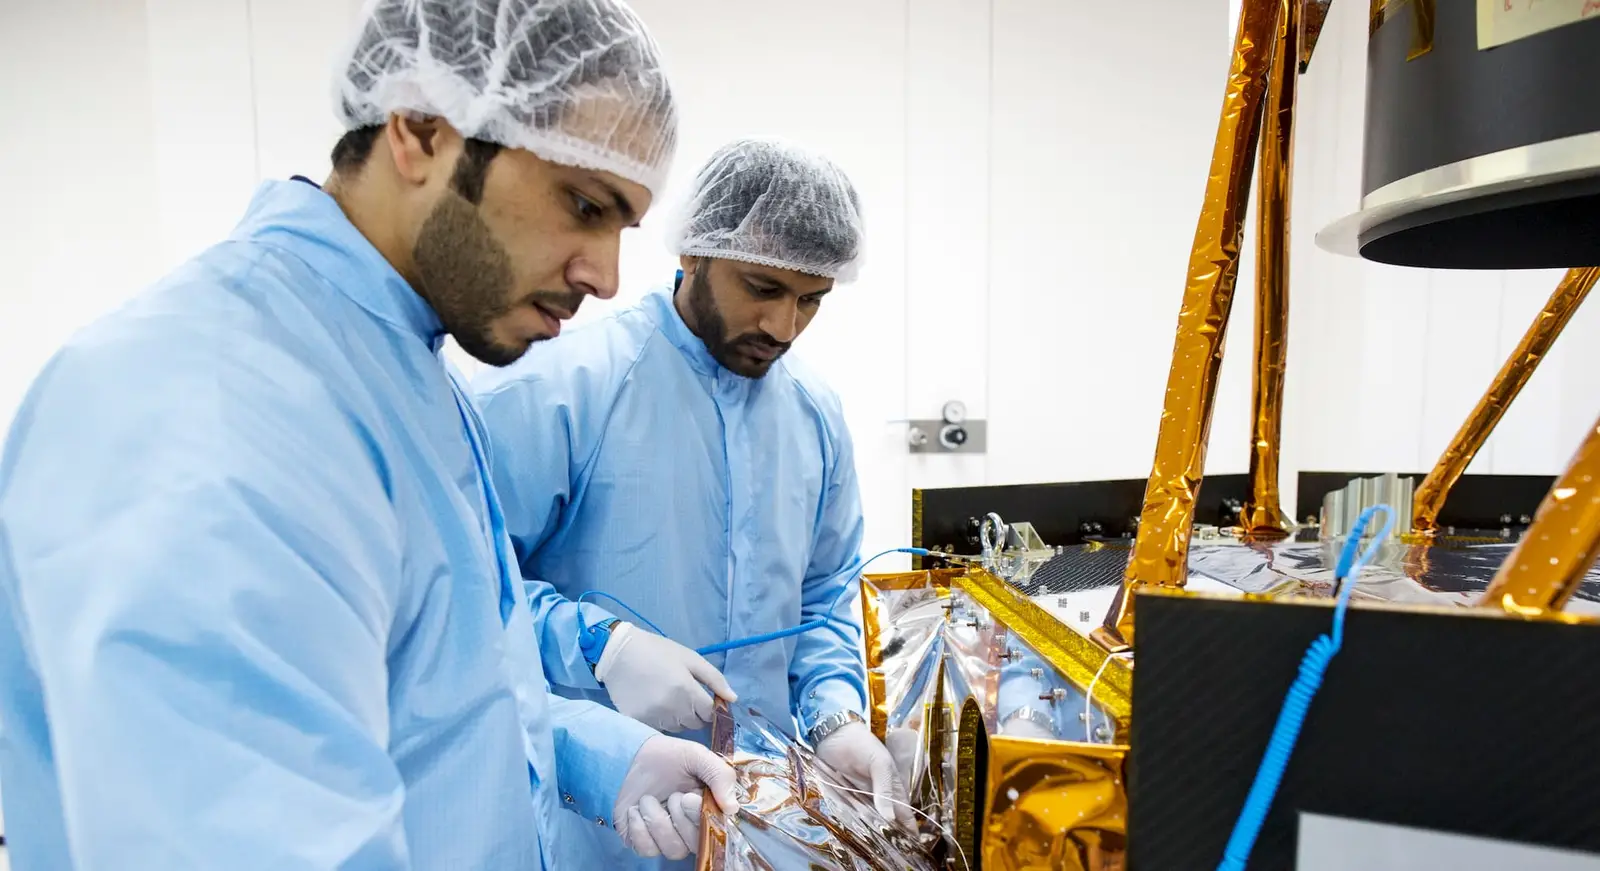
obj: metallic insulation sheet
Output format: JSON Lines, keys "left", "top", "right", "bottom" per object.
{"left": 698, "top": 701, "right": 939, "bottom": 871}
{"left": 1022, "top": 539, "right": 1600, "bottom": 632}
{"left": 1242, "top": 0, "right": 1299, "bottom": 538}
{"left": 1115, "top": 0, "right": 1282, "bottom": 643}
{"left": 940, "top": 589, "right": 1126, "bottom": 870}
{"left": 861, "top": 571, "right": 1128, "bottom": 870}
{"left": 1413, "top": 267, "right": 1599, "bottom": 535}
{"left": 861, "top": 573, "right": 951, "bottom": 799}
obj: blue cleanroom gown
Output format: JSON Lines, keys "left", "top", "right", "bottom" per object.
{"left": 0, "top": 179, "right": 654, "bottom": 870}
{"left": 473, "top": 287, "right": 869, "bottom": 868}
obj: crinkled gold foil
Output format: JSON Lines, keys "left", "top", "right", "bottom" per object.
{"left": 1481, "top": 414, "right": 1600, "bottom": 614}
{"left": 1112, "top": 0, "right": 1281, "bottom": 643}
{"left": 983, "top": 737, "right": 1128, "bottom": 871}
{"left": 1414, "top": 267, "right": 1599, "bottom": 535}
{"left": 1242, "top": 0, "right": 1301, "bottom": 539}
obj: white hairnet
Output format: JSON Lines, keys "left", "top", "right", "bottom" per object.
{"left": 335, "top": 0, "right": 678, "bottom": 195}
{"left": 669, "top": 138, "right": 865, "bottom": 282}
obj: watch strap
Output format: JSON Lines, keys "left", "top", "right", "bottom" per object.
{"left": 805, "top": 709, "right": 865, "bottom": 746}
{"left": 580, "top": 616, "right": 621, "bottom": 673}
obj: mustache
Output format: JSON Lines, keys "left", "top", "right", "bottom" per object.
{"left": 732, "top": 333, "right": 790, "bottom": 354}
{"left": 520, "top": 289, "right": 589, "bottom": 320}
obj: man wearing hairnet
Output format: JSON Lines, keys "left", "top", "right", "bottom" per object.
{"left": 475, "top": 138, "right": 913, "bottom": 868}
{"left": 0, "top": 2, "right": 735, "bottom": 868}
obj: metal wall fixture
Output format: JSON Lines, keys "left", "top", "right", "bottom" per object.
{"left": 907, "top": 400, "right": 987, "bottom": 455}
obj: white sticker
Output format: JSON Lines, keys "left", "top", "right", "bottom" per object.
{"left": 1298, "top": 813, "right": 1600, "bottom": 870}
{"left": 1477, "top": 0, "right": 1600, "bottom": 50}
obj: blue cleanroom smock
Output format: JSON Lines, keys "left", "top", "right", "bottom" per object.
{"left": 473, "top": 288, "right": 869, "bottom": 865}
{"left": 0, "top": 179, "right": 653, "bottom": 870}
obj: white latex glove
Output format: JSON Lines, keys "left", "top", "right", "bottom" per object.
{"left": 815, "top": 721, "right": 916, "bottom": 831}
{"left": 613, "top": 735, "right": 740, "bottom": 860}
{"left": 596, "top": 622, "right": 737, "bottom": 732}
{"left": 884, "top": 725, "right": 921, "bottom": 790}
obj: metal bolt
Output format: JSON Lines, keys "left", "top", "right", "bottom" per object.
{"left": 1029, "top": 668, "right": 1044, "bottom": 679}
{"left": 1094, "top": 725, "right": 1112, "bottom": 741}
{"left": 1039, "top": 688, "right": 1067, "bottom": 703}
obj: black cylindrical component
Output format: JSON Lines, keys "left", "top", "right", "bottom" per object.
{"left": 1356, "top": 7, "right": 1600, "bottom": 269}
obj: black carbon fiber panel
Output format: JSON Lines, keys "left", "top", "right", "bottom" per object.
{"left": 1014, "top": 546, "right": 1131, "bottom": 596}
{"left": 1129, "top": 596, "right": 1600, "bottom": 870}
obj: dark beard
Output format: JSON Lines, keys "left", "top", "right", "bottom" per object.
{"left": 684, "top": 267, "right": 790, "bottom": 378}
{"left": 411, "top": 190, "right": 526, "bottom": 366}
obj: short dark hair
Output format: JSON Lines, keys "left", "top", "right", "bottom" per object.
{"left": 328, "top": 125, "right": 503, "bottom": 206}
{"left": 330, "top": 125, "right": 383, "bottom": 174}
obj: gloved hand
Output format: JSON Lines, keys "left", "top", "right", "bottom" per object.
{"left": 884, "top": 725, "right": 922, "bottom": 789}
{"left": 596, "top": 622, "right": 737, "bottom": 732}
{"left": 613, "top": 735, "right": 740, "bottom": 860}
{"left": 815, "top": 721, "right": 916, "bottom": 831}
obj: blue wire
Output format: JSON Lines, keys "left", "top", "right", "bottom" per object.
{"left": 696, "top": 548, "right": 928, "bottom": 655}
{"left": 573, "top": 547, "right": 937, "bottom": 659}
{"left": 577, "top": 590, "right": 669, "bottom": 637}
{"left": 1216, "top": 504, "right": 1395, "bottom": 871}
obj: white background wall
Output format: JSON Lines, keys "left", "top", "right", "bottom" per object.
{"left": 3, "top": 0, "right": 1599, "bottom": 575}
{"left": 2, "top": 0, "right": 1599, "bottom": 860}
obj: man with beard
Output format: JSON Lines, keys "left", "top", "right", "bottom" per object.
{"left": 0, "top": 2, "right": 735, "bottom": 868}
{"left": 474, "top": 137, "right": 912, "bottom": 869}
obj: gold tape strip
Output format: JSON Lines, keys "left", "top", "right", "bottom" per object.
{"left": 698, "top": 699, "right": 736, "bottom": 871}
{"left": 954, "top": 700, "right": 983, "bottom": 871}
{"left": 861, "top": 577, "right": 892, "bottom": 739}
{"left": 1111, "top": 0, "right": 1282, "bottom": 644}
{"left": 1242, "top": 0, "right": 1300, "bottom": 538}
{"left": 1413, "top": 267, "right": 1599, "bottom": 535}
{"left": 1481, "top": 414, "right": 1600, "bottom": 614}
{"left": 956, "top": 570, "right": 1132, "bottom": 725}
{"left": 911, "top": 488, "right": 925, "bottom": 571}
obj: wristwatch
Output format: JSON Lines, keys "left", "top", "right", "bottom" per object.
{"left": 806, "top": 709, "right": 865, "bottom": 746}
{"left": 580, "top": 617, "right": 621, "bottom": 676}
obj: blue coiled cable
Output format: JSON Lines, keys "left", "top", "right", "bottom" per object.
{"left": 1216, "top": 504, "right": 1396, "bottom": 871}
{"left": 574, "top": 547, "right": 942, "bottom": 658}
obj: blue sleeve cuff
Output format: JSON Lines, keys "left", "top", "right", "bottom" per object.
{"left": 524, "top": 578, "right": 615, "bottom": 692}
{"left": 795, "top": 677, "right": 868, "bottom": 737}
{"left": 548, "top": 696, "right": 656, "bottom": 828}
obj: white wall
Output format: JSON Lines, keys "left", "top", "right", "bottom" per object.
{"left": 0, "top": 0, "right": 365, "bottom": 427}
{"left": 2, "top": 0, "right": 1595, "bottom": 568}
{"left": 1282, "top": 0, "right": 1600, "bottom": 519}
